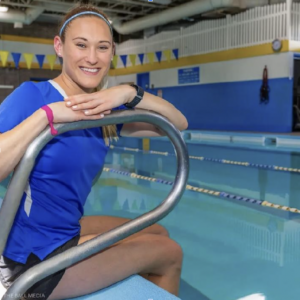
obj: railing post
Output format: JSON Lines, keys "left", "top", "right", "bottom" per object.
{"left": 180, "top": 26, "right": 183, "bottom": 57}
{"left": 287, "top": 0, "right": 292, "bottom": 40}
{"left": 0, "top": 110, "right": 189, "bottom": 300}
{"left": 226, "top": 15, "right": 231, "bottom": 50}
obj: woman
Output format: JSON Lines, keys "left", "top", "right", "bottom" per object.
{"left": 0, "top": 5, "right": 188, "bottom": 300}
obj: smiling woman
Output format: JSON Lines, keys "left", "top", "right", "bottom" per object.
{"left": 53, "top": 6, "right": 120, "bottom": 145}
{"left": 0, "top": 4, "right": 187, "bottom": 300}
{"left": 54, "top": 8, "right": 113, "bottom": 93}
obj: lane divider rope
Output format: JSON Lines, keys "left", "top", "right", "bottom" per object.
{"left": 110, "top": 145, "right": 300, "bottom": 174}
{"left": 103, "top": 167, "right": 300, "bottom": 214}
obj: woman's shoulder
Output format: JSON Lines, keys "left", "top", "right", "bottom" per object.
{"left": 3, "top": 80, "right": 57, "bottom": 105}
{"left": 0, "top": 81, "right": 46, "bottom": 111}
{"left": 13, "top": 80, "right": 53, "bottom": 93}
{"left": 0, "top": 81, "right": 47, "bottom": 133}
{"left": 2, "top": 81, "right": 32, "bottom": 102}
{"left": 5, "top": 81, "right": 42, "bottom": 100}
{"left": 18, "top": 80, "right": 51, "bottom": 96}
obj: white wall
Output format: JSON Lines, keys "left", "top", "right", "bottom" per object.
{"left": 108, "top": 74, "right": 136, "bottom": 87}
{"left": 149, "top": 52, "right": 292, "bottom": 88}
{"left": 1, "top": 40, "right": 293, "bottom": 89}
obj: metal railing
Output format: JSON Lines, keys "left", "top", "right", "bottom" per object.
{"left": 0, "top": 109, "right": 189, "bottom": 300}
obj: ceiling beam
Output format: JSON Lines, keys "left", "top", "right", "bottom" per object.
{"left": 0, "top": 0, "right": 152, "bottom": 16}
{"left": 94, "top": 0, "right": 164, "bottom": 9}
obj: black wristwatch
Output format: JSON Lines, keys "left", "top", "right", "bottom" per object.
{"left": 125, "top": 84, "right": 144, "bottom": 108}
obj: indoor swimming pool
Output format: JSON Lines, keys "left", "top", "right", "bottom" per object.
{"left": 2, "top": 134, "right": 300, "bottom": 300}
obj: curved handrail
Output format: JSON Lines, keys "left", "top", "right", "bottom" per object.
{"left": 0, "top": 109, "right": 189, "bottom": 300}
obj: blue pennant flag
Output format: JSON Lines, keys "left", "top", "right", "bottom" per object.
{"left": 138, "top": 53, "right": 144, "bottom": 65}
{"left": 155, "top": 51, "right": 162, "bottom": 63}
{"left": 172, "top": 48, "right": 179, "bottom": 60}
{"left": 102, "top": 198, "right": 113, "bottom": 212}
{"left": 120, "top": 55, "right": 127, "bottom": 67}
{"left": 11, "top": 52, "right": 21, "bottom": 68}
{"left": 123, "top": 199, "right": 129, "bottom": 210}
{"left": 36, "top": 54, "right": 45, "bottom": 69}
{"left": 140, "top": 199, "right": 146, "bottom": 210}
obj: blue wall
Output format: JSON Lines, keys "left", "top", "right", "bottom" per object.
{"left": 148, "top": 77, "right": 293, "bottom": 132}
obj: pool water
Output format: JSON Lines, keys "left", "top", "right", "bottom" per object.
{"left": 92, "top": 141, "right": 300, "bottom": 300}
{"left": 2, "top": 139, "right": 300, "bottom": 300}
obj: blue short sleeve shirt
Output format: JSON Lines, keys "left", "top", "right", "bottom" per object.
{"left": 0, "top": 80, "right": 125, "bottom": 263}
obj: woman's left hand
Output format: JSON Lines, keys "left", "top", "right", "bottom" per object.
{"left": 64, "top": 85, "right": 135, "bottom": 116}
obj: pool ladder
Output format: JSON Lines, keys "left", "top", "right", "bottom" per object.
{"left": 0, "top": 109, "right": 189, "bottom": 300}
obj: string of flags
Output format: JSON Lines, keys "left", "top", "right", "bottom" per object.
{"left": 0, "top": 49, "right": 179, "bottom": 70}
{"left": 112, "top": 49, "right": 179, "bottom": 68}
{"left": 0, "top": 51, "right": 58, "bottom": 70}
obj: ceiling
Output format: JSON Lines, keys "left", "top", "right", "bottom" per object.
{"left": 0, "top": 0, "right": 245, "bottom": 39}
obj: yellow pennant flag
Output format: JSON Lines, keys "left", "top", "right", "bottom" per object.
{"left": 0, "top": 51, "right": 9, "bottom": 67}
{"left": 23, "top": 53, "right": 34, "bottom": 69}
{"left": 46, "top": 54, "right": 57, "bottom": 70}
{"left": 163, "top": 49, "right": 172, "bottom": 62}
{"left": 129, "top": 54, "right": 136, "bottom": 67}
{"left": 147, "top": 52, "right": 155, "bottom": 64}
{"left": 112, "top": 55, "right": 118, "bottom": 68}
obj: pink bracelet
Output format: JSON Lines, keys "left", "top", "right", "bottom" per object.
{"left": 41, "top": 105, "right": 58, "bottom": 136}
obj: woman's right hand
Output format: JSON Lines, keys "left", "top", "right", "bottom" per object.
{"left": 48, "top": 102, "right": 106, "bottom": 123}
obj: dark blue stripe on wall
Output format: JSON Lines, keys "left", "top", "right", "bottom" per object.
{"left": 149, "top": 78, "right": 293, "bottom": 132}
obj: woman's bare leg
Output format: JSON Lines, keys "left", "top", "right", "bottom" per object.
{"left": 79, "top": 215, "right": 169, "bottom": 238}
{"left": 48, "top": 233, "right": 182, "bottom": 300}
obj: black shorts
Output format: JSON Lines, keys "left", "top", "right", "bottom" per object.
{"left": 0, "top": 235, "right": 80, "bottom": 300}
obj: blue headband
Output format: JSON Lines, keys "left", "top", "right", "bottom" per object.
{"left": 59, "top": 11, "right": 113, "bottom": 36}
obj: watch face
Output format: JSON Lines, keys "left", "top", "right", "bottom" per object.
{"left": 272, "top": 39, "right": 282, "bottom": 52}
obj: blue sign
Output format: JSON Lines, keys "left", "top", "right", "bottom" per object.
{"left": 178, "top": 67, "right": 200, "bottom": 84}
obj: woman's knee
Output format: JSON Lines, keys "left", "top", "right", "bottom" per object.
{"left": 164, "top": 238, "right": 183, "bottom": 269}
{"left": 153, "top": 223, "right": 169, "bottom": 237}
{"left": 137, "top": 234, "right": 183, "bottom": 268}
{"left": 154, "top": 235, "right": 183, "bottom": 275}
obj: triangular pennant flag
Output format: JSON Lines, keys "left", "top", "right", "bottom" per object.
{"left": 94, "top": 200, "right": 102, "bottom": 212}
{"left": 11, "top": 53, "right": 21, "bottom": 69}
{"left": 123, "top": 199, "right": 129, "bottom": 210}
{"left": 120, "top": 55, "right": 127, "bottom": 67}
{"left": 102, "top": 198, "right": 113, "bottom": 212}
{"left": 0, "top": 51, "right": 9, "bottom": 67}
{"left": 173, "top": 48, "right": 179, "bottom": 60}
{"left": 163, "top": 49, "right": 172, "bottom": 62}
{"left": 36, "top": 54, "right": 45, "bottom": 69}
{"left": 113, "top": 199, "right": 121, "bottom": 210}
{"left": 129, "top": 54, "right": 136, "bottom": 67}
{"left": 140, "top": 199, "right": 146, "bottom": 210}
{"left": 132, "top": 200, "right": 138, "bottom": 210}
{"left": 150, "top": 199, "right": 156, "bottom": 210}
{"left": 46, "top": 54, "right": 57, "bottom": 70}
{"left": 147, "top": 52, "right": 155, "bottom": 64}
{"left": 23, "top": 53, "right": 34, "bottom": 70}
{"left": 112, "top": 55, "right": 118, "bottom": 68}
{"left": 155, "top": 51, "right": 162, "bottom": 63}
{"left": 138, "top": 53, "right": 144, "bottom": 65}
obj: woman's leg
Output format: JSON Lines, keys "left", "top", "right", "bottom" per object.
{"left": 79, "top": 215, "right": 169, "bottom": 238}
{"left": 48, "top": 233, "right": 183, "bottom": 300}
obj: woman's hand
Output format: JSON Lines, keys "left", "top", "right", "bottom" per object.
{"left": 64, "top": 85, "right": 136, "bottom": 116}
{"left": 48, "top": 102, "right": 106, "bottom": 123}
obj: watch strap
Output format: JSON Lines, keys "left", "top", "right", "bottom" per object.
{"left": 125, "top": 84, "right": 144, "bottom": 108}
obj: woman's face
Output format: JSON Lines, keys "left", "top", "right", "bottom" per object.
{"left": 55, "top": 16, "right": 113, "bottom": 92}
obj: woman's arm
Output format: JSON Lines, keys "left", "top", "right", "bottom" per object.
{"left": 120, "top": 86, "right": 188, "bottom": 137}
{"left": 63, "top": 84, "right": 188, "bottom": 137}
{"left": 0, "top": 109, "right": 48, "bottom": 182}
{"left": 0, "top": 101, "right": 104, "bottom": 182}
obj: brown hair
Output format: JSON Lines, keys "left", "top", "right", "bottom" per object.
{"left": 58, "top": 5, "right": 118, "bottom": 146}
